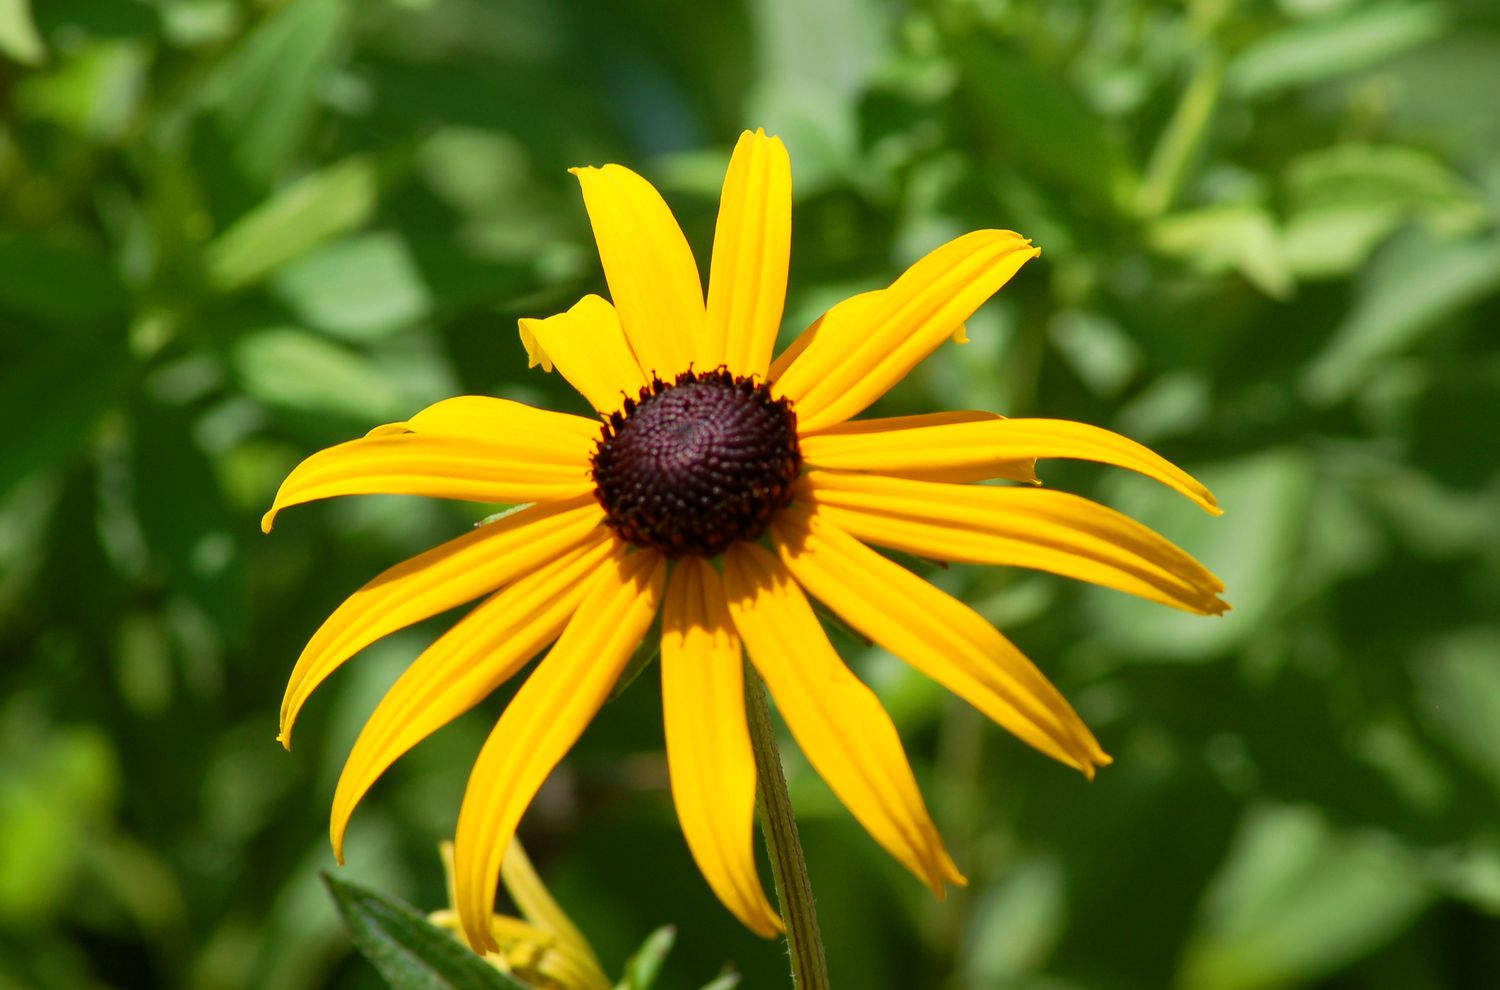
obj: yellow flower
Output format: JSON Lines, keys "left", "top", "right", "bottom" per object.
{"left": 428, "top": 841, "right": 611, "bottom": 990}
{"left": 263, "top": 129, "right": 1227, "bottom": 950}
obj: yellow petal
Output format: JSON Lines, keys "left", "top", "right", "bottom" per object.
{"left": 500, "top": 841, "right": 611, "bottom": 989}
{"left": 278, "top": 497, "right": 605, "bottom": 746}
{"left": 706, "top": 130, "right": 792, "bottom": 377}
{"left": 722, "top": 543, "right": 964, "bottom": 895}
{"left": 801, "top": 472, "right": 1228, "bottom": 615}
{"left": 661, "top": 558, "right": 782, "bottom": 937}
{"left": 401, "top": 395, "right": 602, "bottom": 448}
{"left": 801, "top": 410, "right": 1038, "bottom": 484}
{"left": 518, "top": 295, "right": 649, "bottom": 414}
{"left": 804, "top": 416, "right": 1219, "bottom": 512}
{"left": 774, "top": 230, "right": 1041, "bottom": 431}
{"left": 261, "top": 431, "right": 594, "bottom": 532}
{"left": 454, "top": 550, "right": 667, "bottom": 951}
{"left": 329, "top": 536, "right": 617, "bottom": 860}
{"left": 571, "top": 163, "right": 703, "bottom": 378}
{"left": 767, "top": 290, "right": 882, "bottom": 383}
{"left": 772, "top": 505, "right": 1109, "bottom": 775}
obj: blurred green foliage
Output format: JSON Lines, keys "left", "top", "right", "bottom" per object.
{"left": 2, "top": 0, "right": 1498, "bottom": 987}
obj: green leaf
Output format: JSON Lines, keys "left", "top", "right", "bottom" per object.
{"left": 745, "top": 0, "right": 890, "bottom": 190}
{"left": 1084, "top": 448, "right": 1315, "bottom": 662}
{"left": 953, "top": 41, "right": 1136, "bottom": 208}
{"left": 232, "top": 325, "right": 404, "bottom": 421}
{"left": 202, "top": 0, "right": 348, "bottom": 182}
{"left": 616, "top": 925, "right": 675, "bottom": 990}
{"left": 1179, "top": 805, "right": 1432, "bottom": 990}
{"left": 323, "top": 872, "right": 535, "bottom": 990}
{"left": 1149, "top": 204, "right": 1294, "bottom": 299}
{"left": 1281, "top": 143, "right": 1486, "bottom": 279}
{"left": 202, "top": 154, "right": 380, "bottom": 292}
{"left": 14, "top": 37, "right": 148, "bottom": 141}
{"left": 1301, "top": 230, "right": 1500, "bottom": 401}
{"left": 695, "top": 971, "right": 741, "bottom": 990}
{"left": 1411, "top": 629, "right": 1500, "bottom": 798}
{"left": 269, "top": 231, "right": 431, "bottom": 340}
{"left": 1229, "top": 3, "right": 1448, "bottom": 97}
{"left": 0, "top": 0, "right": 46, "bottom": 66}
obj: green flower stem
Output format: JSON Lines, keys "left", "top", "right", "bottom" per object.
{"left": 745, "top": 662, "right": 830, "bottom": 990}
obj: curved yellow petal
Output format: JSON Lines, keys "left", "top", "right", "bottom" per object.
{"left": 774, "top": 230, "right": 1041, "bottom": 431}
{"left": 278, "top": 496, "right": 606, "bottom": 746}
{"left": 571, "top": 163, "right": 703, "bottom": 378}
{"left": 801, "top": 411, "right": 1038, "bottom": 484}
{"left": 454, "top": 550, "right": 667, "bottom": 951}
{"left": 519, "top": 295, "right": 649, "bottom": 414}
{"left": 500, "top": 841, "right": 611, "bottom": 989}
{"left": 801, "top": 472, "right": 1228, "bottom": 615}
{"left": 772, "top": 505, "right": 1109, "bottom": 775}
{"left": 261, "top": 431, "right": 594, "bottom": 532}
{"left": 662, "top": 558, "right": 782, "bottom": 937}
{"left": 768, "top": 290, "right": 882, "bottom": 383}
{"left": 706, "top": 130, "right": 792, "bottom": 377}
{"left": 722, "top": 543, "right": 964, "bottom": 896}
{"left": 329, "top": 536, "right": 618, "bottom": 860}
{"left": 803, "top": 417, "right": 1219, "bottom": 512}
{"left": 393, "top": 395, "right": 602, "bottom": 448}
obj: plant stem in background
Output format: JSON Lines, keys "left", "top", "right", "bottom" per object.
{"left": 1136, "top": 52, "right": 1224, "bottom": 218}
{"left": 745, "top": 663, "right": 831, "bottom": 990}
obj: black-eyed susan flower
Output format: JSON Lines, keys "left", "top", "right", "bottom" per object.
{"left": 264, "top": 129, "right": 1227, "bottom": 951}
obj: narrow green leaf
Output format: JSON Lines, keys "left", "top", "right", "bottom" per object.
{"left": 695, "top": 971, "right": 741, "bottom": 990}
{"left": 616, "top": 925, "right": 675, "bottom": 990}
{"left": 203, "top": 0, "right": 348, "bottom": 182}
{"left": 202, "top": 155, "right": 380, "bottom": 292}
{"left": 1229, "top": 4, "right": 1448, "bottom": 97}
{"left": 323, "top": 872, "right": 534, "bottom": 990}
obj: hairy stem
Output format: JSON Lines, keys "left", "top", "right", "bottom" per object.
{"left": 745, "top": 662, "right": 830, "bottom": 990}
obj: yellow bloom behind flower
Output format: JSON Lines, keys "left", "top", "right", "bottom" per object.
{"left": 428, "top": 841, "right": 611, "bottom": 990}
{"left": 263, "top": 128, "right": 1226, "bottom": 950}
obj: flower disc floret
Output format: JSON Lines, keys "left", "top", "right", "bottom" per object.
{"left": 591, "top": 369, "right": 800, "bottom": 558}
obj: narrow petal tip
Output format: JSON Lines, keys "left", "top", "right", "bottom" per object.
{"left": 260, "top": 508, "right": 277, "bottom": 534}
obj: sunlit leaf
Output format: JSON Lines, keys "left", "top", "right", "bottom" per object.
{"left": 232, "top": 325, "right": 404, "bottom": 421}
{"left": 0, "top": 0, "right": 46, "bottom": 66}
{"left": 270, "top": 231, "right": 431, "bottom": 340}
{"left": 1179, "top": 804, "right": 1432, "bottom": 990}
{"left": 1149, "top": 204, "right": 1294, "bottom": 299}
{"left": 202, "top": 155, "right": 380, "bottom": 292}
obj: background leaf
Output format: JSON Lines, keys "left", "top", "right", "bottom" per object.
{"left": 324, "top": 872, "right": 533, "bottom": 990}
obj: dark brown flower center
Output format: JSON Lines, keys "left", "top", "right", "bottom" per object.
{"left": 591, "top": 369, "right": 801, "bottom": 558}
